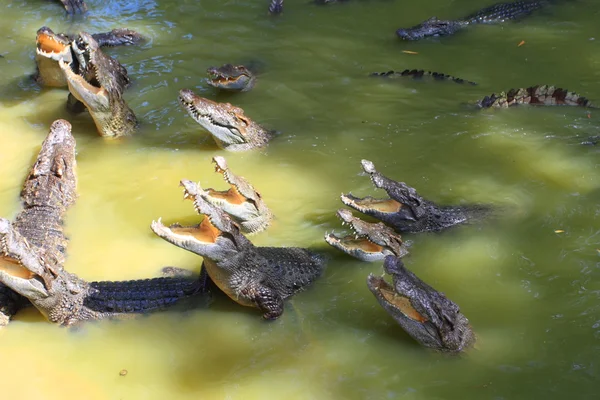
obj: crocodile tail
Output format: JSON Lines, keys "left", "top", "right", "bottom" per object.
{"left": 479, "top": 86, "right": 596, "bottom": 108}
{"left": 83, "top": 277, "right": 206, "bottom": 314}
{"left": 370, "top": 69, "right": 477, "bottom": 85}
{"left": 268, "top": 0, "right": 283, "bottom": 14}
{"left": 524, "top": 85, "right": 595, "bottom": 107}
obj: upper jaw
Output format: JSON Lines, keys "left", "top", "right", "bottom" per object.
{"left": 341, "top": 193, "right": 402, "bottom": 216}
{"left": 367, "top": 256, "right": 474, "bottom": 352}
{"left": 367, "top": 272, "right": 444, "bottom": 349}
{"left": 178, "top": 94, "right": 246, "bottom": 146}
{"left": 0, "top": 219, "right": 50, "bottom": 300}
{"left": 325, "top": 209, "right": 406, "bottom": 261}
{"left": 179, "top": 180, "right": 238, "bottom": 235}
{"left": 324, "top": 233, "right": 391, "bottom": 262}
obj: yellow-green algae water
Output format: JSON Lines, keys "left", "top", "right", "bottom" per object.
{"left": 1, "top": 0, "right": 600, "bottom": 398}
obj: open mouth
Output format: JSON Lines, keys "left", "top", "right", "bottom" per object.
{"left": 178, "top": 95, "right": 227, "bottom": 127}
{"left": 341, "top": 194, "right": 402, "bottom": 214}
{"left": 209, "top": 74, "right": 246, "bottom": 84}
{"left": 0, "top": 256, "right": 37, "bottom": 280}
{"left": 36, "top": 30, "right": 69, "bottom": 54}
{"left": 205, "top": 185, "right": 248, "bottom": 206}
{"left": 59, "top": 60, "right": 102, "bottom": 95}
{"left": 325, "top": 233, "right": 385, "bottom": 254}
{"left": 165, "top": 218, "right": 220, "bottom": 245}
{"left": 367, "top": 274, "right": 428, "bottom": 322}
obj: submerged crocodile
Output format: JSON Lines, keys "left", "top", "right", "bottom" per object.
{"left": 370, "top": 69, "right": 477, "bottom": 86}
{"left": 368, "top": 256, "right": 475, "bottom": 352}
{"left": 151, "top": 180, "right": 325, "bottom": 320}
{"left": 477, "top": 85, "right": 596, "bottom": 108}
{"left": 55, "top": 0, "right": 87, "bottom": 14}
{"left": 34, "top": 26, "right": 143, "bottom": 88}
{"left": 0, "top": 120, "right": 205, "bottom": 326}
{"left": 396, "top": 0, "right": 549, "bottom": 40}
{"left": 325, "top": 209, "right": 408, "bottom": 262}
{"left": 196, "top": 156, "right": 272, "bottom": 234}
{"left": 268, "top": 0, "right": 284, "bottom": 14}
{"left": 178, "top": 89, "right": 274, "bottom": 151}
{"left": 59, "top": 32, "right": 137, "bottom": 137}
{"left": 342, "top": 160, "right": 491, "bottom": 233}
{"left": 207, "top": 64, "right": 256, "bottom": 92}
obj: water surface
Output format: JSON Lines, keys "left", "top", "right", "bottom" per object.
{"left": 0, "top": 0, "right": 599, "bottom": 398}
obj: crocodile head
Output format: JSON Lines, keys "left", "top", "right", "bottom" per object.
{"left": 0, "top": 120, "right": 88, "bottom": 326}
{"left": 60, "top": 32, "right": 137, "bottom": 137}
{"left": 178, "top": 89, "right": 273, "bottom": 151}
{"left": 341, "top": 160, "right": 480, "bottom": 233}
{"left": 0, "top": 219, "right": 89, "bottom": 325}
{"left": 396, "top": 17, "right": 465, "bottom": 41}
{"left": 207, "top": 64, "right": 256, "bottom": 92}
{"left": 325, "top": 209, "right": 408, "bottom": 262}
{"left": 34, "top": 26, "right": 74, "bottom": 87}
{"left": 151, "top": 180, "right": 254, "bottom": 262}
{"left": 367, "top": 255, "right": 475, "bottom": 352}
{"left": 197, "top": 156, "right": 272, "bottom": 234}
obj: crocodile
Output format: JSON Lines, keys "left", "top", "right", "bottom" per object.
{"left": 476, "top": 85, "right": 596, "bottom": 108}
{"left": 196, "top": 156, "right": 272, "bottom": 234}
{"left": 150, "top": 180, "right": 325, "bottom": 320}
{"left": 178, "top": 89, "right": 274, "bottom": 151}
{"left": 34, "top": 26, "right": 143, "bottom": 88}
{"left": 59, "top": 32, "right": 137, "bottom": 137}
{"left": 396, "top": 0, "right": 549, "bottom": 41}
{"left": 56, "top": 0, "right": 87, "bottom": 14}
{"left": 325, "top": 209, "right": 408, "bottom": 262}
{"left": 207, "top": 64, "right": 256, "bottom": 92}
{"left": 268, "top": 0, "right": 284, "bottom": 14}
{"left": 341, "top": 160, "right": 491, "bottom": 233}
{"left": 0, "top": 120, "right": 205, "bottom": 326}
{"left": 367, "top": 255, "right": 475, "bottom": 352}
{"left": 370, "top": 69, "right": 477, "bottom": 86}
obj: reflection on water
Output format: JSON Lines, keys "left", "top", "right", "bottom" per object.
{"left": 1, "top": 0, "right": 600, "bottom": 398}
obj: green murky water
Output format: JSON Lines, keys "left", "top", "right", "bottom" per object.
{"left": 1, "top": 0, "right": 599, "bottom": 398}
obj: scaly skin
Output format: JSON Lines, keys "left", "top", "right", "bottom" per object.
{"left": 0, "top": 119, "right": 76, "bottom": 325}
{"left": 60, "top": 32, "right": 137, "bottom": 137}
{"left": 0, "top": 120, "right": 205, "bottom": 326}
{"left": 150, "top": 180, "right": 324, "bottom": 320}
{"left": 268, "top": 0, "right": 284, "bottom": 14}
{"left": 370, "top": 69, "right": 477, "bottom": 86}
{"left": 341, "top": 160, "right": 491, "bottom": 233}
{"left": 396, "top": 0, "right": 548, "bottom": 40}
{"left": 57, "top": 0, "right": 87, "bottom": 14}
{"left": 367, "top": 256, "right": 475, "bottom": 352}
{"left": 196, "top": 156, "right": 272, "bottom": 234}
{"left": 207, "top": 64, "right": 256, "bottom": 92}
{"left": 325, "top": 209, "right": 408, "bottom": 262}
{"left": 477, "top": 85, "right": 596, "bottom": 108}
{"left": 0, "top": 221, "right": 204, "bottom": 325}
{"left": 34, "top": 26, "right": 143, "bottom": 88}
{"left": 178, "top": 89, "right": 274, "bottom": 151}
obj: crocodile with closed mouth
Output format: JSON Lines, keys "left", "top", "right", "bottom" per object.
{"left": 396, "top": 0, "right": 551, "bottom": 41}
